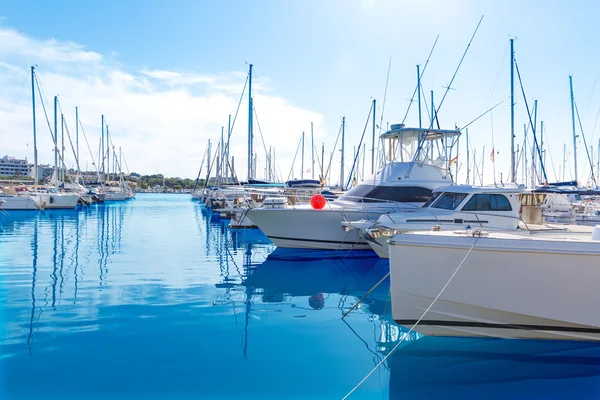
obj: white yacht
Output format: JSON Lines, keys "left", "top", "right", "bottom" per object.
{"left": 0, "top": 191, "right": 42, "bottom": 210}
{"left": 246, "top": 125, "right": 461, "bottom": 250}
{"left": 343, "top": 184, "right": 524, "bottom": 258}
{"left": 388, "top": 225, "right": 600, "bottom": 341}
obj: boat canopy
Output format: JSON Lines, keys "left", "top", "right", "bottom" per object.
{"left": 379, "top": 124, "right": 461, "bottom": 169}
{"left": 433, "top": 184, "right": 525, "bottom": 195}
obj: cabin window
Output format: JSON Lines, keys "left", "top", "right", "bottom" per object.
{"left": 430, "top": 192, "right": 468, "bottom": 210}
{"left": 421, "top": 192, "right": 441, "bottom": 208}
{"left": 340, "top": 185, "right": 433, "bottom": 203}
{"left": 461, "top": 194, "right": 512, "bottom": 211}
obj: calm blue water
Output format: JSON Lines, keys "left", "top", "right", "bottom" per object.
{"left": 1, "top": 194, "right": 600, "bottom": 399}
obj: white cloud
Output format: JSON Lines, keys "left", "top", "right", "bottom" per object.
{"left": 0, "top": 27, "right": 327, "bottom": 180}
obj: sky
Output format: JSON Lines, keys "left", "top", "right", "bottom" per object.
{"left": 1, "top": 0, "right": 600, "bottom": 186}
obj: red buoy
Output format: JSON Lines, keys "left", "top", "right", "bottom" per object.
{"left": 310, "top": 194, "right": 326, "bottom": 210}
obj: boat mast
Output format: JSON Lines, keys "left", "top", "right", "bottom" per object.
{"left": 227, "top": 114, "right": 231, "bottom": 181}
{"left": 247, "top": 64, "right": 253, "bottom": 181}
{"left": 101, "top": 115, "right": 105, "bottom": 185}
{"left": 311, "top": 122, "right": 315, "bottom": 180}
{"left": 466, "top": 128, "right": 470, "bottom": 184}
{"left": 31, "top": 66, "right": 38, "bottom": 185}
{"left": 301, "top": 131, "right": 305, "bottom": 179}
{"left": 206, "top": 139, "right": 211, "bottom": 185}
{"left": 510, "top": 38, "right": 516, "bottom": 183}
{"left": 76, "top": 107, "right": 79, "bottom": 171}
{"left": 61, "top": 113, "right": 65, "bottom": 182}
{"left": 54, "top": 96, "right": 58, "bottom": 180}
{"left": 107, "top": 126, "right": 111, "bottom": 183}
{"left": 417, "top": 65, "right": 422, "bottom": 128}
{"left": 569, "top": 75, "right": 578, "bottom": 184}
{"left": 321, "top": 143, "right": 325, "bottom": 181}
{"left": 540, "top": 121, "right": 544, "bottom": 183}
{"left": 340, "top": 117, "right": 345, "bottom": 188}
{"left": 371, "top": 98, "right": 376, "bottom": 174}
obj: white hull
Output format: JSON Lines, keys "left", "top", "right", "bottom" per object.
{"left": 0, "top": 195, "right": 39, "bottom": 210}
{"left": 36, "top": 193, "right": 79, "bottom": 209}
{"left": 247, "top": 205, "right": 395, "bottom": 250}
{"left": 104, "top": 191, "right": 129, "bottom": 201}
{"left": 389, "top": 231, "right": 600, "bottom": 341}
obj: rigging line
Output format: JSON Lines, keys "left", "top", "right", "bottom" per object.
{"left": 431, "top": 16, "right": 484, "bottom": 129}
{"left": 13, "top": 67, "right": 30, "bottom": 108}
{"left": 459, "top": 96, "right": 508, "bottom": 131}
{"left": 539, "top": 126, "right": 559, "bottom": 182}
{"left": 325, "top": 121, "right": 344, "bottom": 179}
{"left": 583, "top": 70, "right": 600, "bottom": 117}
{"left": 342, "top": 236, "right": 481, "bottom": 400}
{"left": 401, "top": 35, "right": 440, "bottom": 124}
{"left": 78, "top": 119, "right": 99, "bottom": 174}
{"left": 252, "top": 106, "right": 269, "bottom": 158}
{"left": 345, "top": 102, "right": 373, "bottom": 190}
{"left": 375, "top": 57, "right": 392, "bottom": 170}
{"left": 514, "top": 58, "right": 547, "bottom": 182}
{"left": 485, "top": 42, "right": 509, "bottom": 106}
{"left": 58, "top": 102, "right": 86, "bottom": 186}
{"left": 575, "top": 100, "right": 597, "bottom": 186}
{"left": 224, "top": 74, "right": 249, "bottom": 160}
{"left": 286, "top": 133, "right": 304, "bottom": 181}
{"left": 407, "top": 17, "right": 483, "bottom": 178}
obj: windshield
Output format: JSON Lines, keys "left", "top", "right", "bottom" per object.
{"left": 421, "top": 192, "right": 441, "bottom": 208}
{"left": 429, "top": 192, "right": 468, "bottom": 210}
{"left": 339, "top": 185, "right": 433, "bottom": 203}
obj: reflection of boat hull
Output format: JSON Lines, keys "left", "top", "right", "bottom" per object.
{"left": 244, "top": 251, "right": 388, "bottom": 301}
{"left": 388, "top": 336, "right": 600, "bottom": 399}
{"left": 389, "top": 231, "right": 600, "bottom": 341}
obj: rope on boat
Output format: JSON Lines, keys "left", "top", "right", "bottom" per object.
{"left": 341, "top": 235, "right": 481, "bottom": 399}
{"left": 342, "top": 271, "right": 390, "bottom": 319}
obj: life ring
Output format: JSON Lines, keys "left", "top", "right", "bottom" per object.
{"left": 49, "top": 196, "right": 54, "bottom": 204}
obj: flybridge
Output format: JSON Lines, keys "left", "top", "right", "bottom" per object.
{"left": 378, "top": 124, "right": 461, "bottom": 179}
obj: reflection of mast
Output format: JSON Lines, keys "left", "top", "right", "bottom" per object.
{"left": 51, "top": 215, "right": 58, "bottom": 308}
{"left": 59, "top": 215, "right": 65, "bottom": 302}
{"left": 27, "top": 216, "right": 39, "bottom": 355}
{"left": 74, "top": 211, "right": 79, "bottom": 301}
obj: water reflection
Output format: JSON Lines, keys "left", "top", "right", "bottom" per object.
{"left": 387, "top": 336, "right": 600, "bottom": 398}
{"left": 2, "top": 204, "right": 127, "bottom": 356}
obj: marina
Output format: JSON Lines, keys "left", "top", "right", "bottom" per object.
{"left": 2, "top": 194, "right": 600, "bottom": 399}
{"left": 3, "top": 2, "right": 600, "bottom": 398}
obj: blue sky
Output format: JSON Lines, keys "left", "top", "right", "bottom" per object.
{"left": 2, "top": 0, "right": 600, "bottom": 185}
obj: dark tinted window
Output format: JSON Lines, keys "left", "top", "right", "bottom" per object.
{"left": 340, "top": 185, "right": 433, "bottom": 203}
{"left": 431, "top": 192, "right": 468, "bottom": 210}
{"left": 462, "top": 194, "right": 512, "bottom": 211}
{"left": 421, "top": 192, "right": 441, "bottom": 208}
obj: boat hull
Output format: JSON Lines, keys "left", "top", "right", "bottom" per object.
{"left": 0, "top": 196, "right": 39, "bottom": 210}
{"left": 389, "top": 232, "right": 600, "bottom": 341}
{"left": 36, "top": 193, "right": 79, "bottom": 209}
{"left": 247, "top": 206, "right": 391, "bottom": 250}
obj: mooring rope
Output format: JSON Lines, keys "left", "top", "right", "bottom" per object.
{"left": 341, "top": 234, "right": 481, "bottom": 399}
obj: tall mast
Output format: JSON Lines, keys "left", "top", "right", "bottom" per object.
{"left": 54, "top": 96, "right": 58, "bottom": 177}
{"left": 472, "top": 149, "right": 476, "bottom": 186}
{"left": 75, "top": 107, "right": 79, "bottom": 170}
{"left": 101, "top": 115, "right": 105, "bottom": 184}
{"left": 61, "top": 113, "right": 65, "bottom": 182}
{"left": 569, "top": 75, "right": 578, "bottom": 184}
{"left": 301, "top": 131, "right": 305, "bottom": 179}
{"left": 107, "top": 126, "right": 110, "bottom": 183}
{"left": 466, "top": 128, "right": 470, "bottom": 184}
{"left": 540, "top": 120, "right": 544, "bottom": 183}
{"left": 510, "top": 38, "right": 516, "bottom": 183}
{"left": 481, "top": 145, "right": 485, "bottom": 186}
{"left": 340, "top": 117, "right": 345, "bottom": 188}
{"left": 206, "top": 139, "right": 211, "bottom": 184}
{"left": 31, "top": 66, "right": 38, "bottom": 185}
{"left": 247, "top": 64, "right": 253, "bottom": 181}
{"left": 597, "top": 139, "right": 600, "bottom": 187}
{"left": 371, "top": 98, "right": 376, "bottom": 174}
{"left": 417, "top": 65, "right": 422, "bottom": 128}
{"left": 227, "top": 114, "right": 231, "bottom": 180}
{"left": 311, "top": 123, "right": 315, "bottom": 180}
{"left": 362, "top": 143, "right": 366, "bottom": 181}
